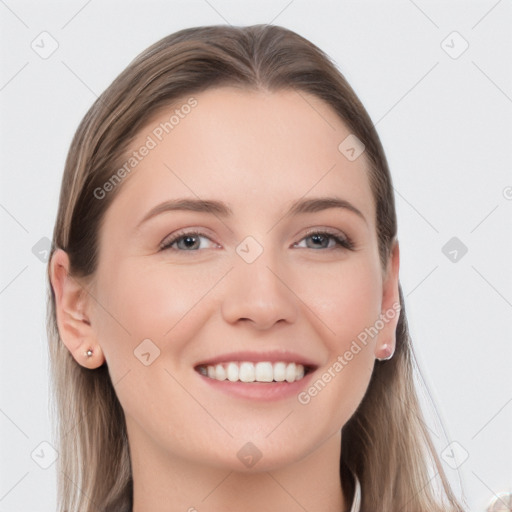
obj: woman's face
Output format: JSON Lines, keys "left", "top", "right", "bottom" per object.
{"left": 86, "top": 87, "right": 399, "bottom": 471}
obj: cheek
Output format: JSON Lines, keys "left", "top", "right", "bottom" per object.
{"left": 294, "top": 259, "right": 380, "bottom": 417}
{"left": 93, "top": 258, "right": 223, "bottom": 367}
{"left": 92, "top": 259, "right": 224, "bottom": 431}
{"left": 299, "top": 256, "right": 383, "bottom": 348}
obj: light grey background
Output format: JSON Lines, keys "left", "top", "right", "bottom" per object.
{"left": 1, "top": 1, "right": 511, "bottom": 511}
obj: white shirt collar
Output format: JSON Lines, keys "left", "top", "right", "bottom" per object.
{"left": 349, "top": 470, "right": 361, "bottom": 512}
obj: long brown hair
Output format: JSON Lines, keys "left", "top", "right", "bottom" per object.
{"left": 46, "top": 24, "right": 466, "bottom": 511}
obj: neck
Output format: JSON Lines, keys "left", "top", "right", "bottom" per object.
{"left": 128, "top": 424, "right": 348, "bottom": 512}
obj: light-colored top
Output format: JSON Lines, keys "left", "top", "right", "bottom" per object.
{"left": 349, "top": 470, "right": 361, "bottom": 512}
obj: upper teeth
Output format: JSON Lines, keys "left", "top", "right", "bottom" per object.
{"left": 198, "top": 361, "right": 306, "bottom": 383}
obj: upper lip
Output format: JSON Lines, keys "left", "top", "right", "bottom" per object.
{"left": 194, "top": 350, "right": 320, "bottom": 370}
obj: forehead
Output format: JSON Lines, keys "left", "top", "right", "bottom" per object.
{"left": 104, "top": 86, "right": 375, "bottom": 231}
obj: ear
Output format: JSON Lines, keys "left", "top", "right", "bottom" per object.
{"left": 49, "top": 249, "right": 105, "bottom": 369}
{"left": 375, "top": 239, "right": 401, "bottom": 361}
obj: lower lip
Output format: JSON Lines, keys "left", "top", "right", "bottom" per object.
{"left": 196, "top": 370, "right": 315, "bottom": 402}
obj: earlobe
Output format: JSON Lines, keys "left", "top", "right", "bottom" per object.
{"left": 49, "top": 249, "right": 105, "bottom": 369}
{"left": 376, "top": 343, "right": 394, "bottom": 361}
{"left": 375, "top": 240, "right": 401, "bottom": 361}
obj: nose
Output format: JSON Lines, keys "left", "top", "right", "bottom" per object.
{"left": 220, "top": 246, "right": 298, "bottom": 330}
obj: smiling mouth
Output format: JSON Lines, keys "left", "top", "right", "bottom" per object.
{"left": 195, "top": 361, "right": 315, "bottom": 383}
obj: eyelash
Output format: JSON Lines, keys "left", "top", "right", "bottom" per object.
{"left": 159, "top": 229, "right": 355, "bottom": 252}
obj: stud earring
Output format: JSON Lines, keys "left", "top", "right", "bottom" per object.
{"left": 376, "top": 343, "right": 394, "bottom": 361}
{"left": 85, "top": 349, "right": 93, "bottom": 358}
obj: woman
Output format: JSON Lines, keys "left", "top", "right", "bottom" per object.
{"left": 47, "top": 24, "right": 466, "bottom": 511}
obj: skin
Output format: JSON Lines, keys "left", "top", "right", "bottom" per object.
{"left": 51, "top": 87, "right": 400, "bottom": 512}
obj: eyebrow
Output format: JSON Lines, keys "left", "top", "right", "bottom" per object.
{"left": 136, "top": 196, "right": 367, "bottom": 228}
